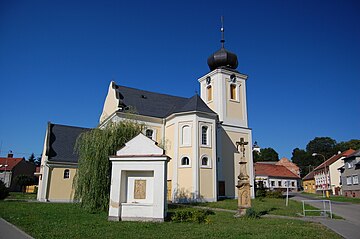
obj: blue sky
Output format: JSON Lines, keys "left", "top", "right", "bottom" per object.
{"left": 0, "top": 0, "right": 359, "bottom": 159}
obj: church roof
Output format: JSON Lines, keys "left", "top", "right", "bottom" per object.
{"left": 46, "top": 123, "right": 91, "bottom": 163}
{"left": 115, "top": 85, "right": 216, "bottom": 118}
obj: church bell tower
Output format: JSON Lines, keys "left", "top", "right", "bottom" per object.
{"left": 198, "top": 19, "right": 254, "bottom": 199}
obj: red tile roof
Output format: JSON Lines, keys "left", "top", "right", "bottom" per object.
{"left": 255, "top": 163, "right": 300, "bottom": 179}
{"left": 314, "top": 149, "right": 355, "bottom": 171}
{"left": 0, "top": 157, "right": 23, "bottom": 171}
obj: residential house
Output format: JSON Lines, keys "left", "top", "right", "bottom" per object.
{"left": 0, "top": 152, "right": 36, "bottom": 191}
{"left": 255, "top": 162, "right": 300, "bottom": 191}
{"left": 340, "top": 149, "right": 360, "bottom": 198}
{"left": 302, "top": 171, "right": 315, "bottom": 194}
{"left": 37, "top": 40, "right": 255, "bottom": 202}
{"left": 314, "top": 149, "right": 355, "bottom": 195}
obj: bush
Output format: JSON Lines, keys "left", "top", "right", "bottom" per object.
{"left": 0, "top": 181, "right": 9, "bottom": 200}
{"left": 171, "top": 208, "right": 214, "bottom": 223}
{"left": 266, "top": 191, "right": 283, "bottom": 198}
{"left": 244, "top": 207, "right": 260, "bottom": 219}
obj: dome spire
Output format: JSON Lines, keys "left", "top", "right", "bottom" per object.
{"left": 221, "top": 16, "right": 225, "bottom": 48}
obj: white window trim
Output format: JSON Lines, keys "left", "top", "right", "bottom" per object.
{"left": 144, "top": 127, "right": 157, "bottom": 141}
{"left": 346, "top": 176, "right": 352, "bottom": 185}
{"left": 353, "top": 175, "right": 359, "bottom": 185}
{"left": 228, "top": 80, "right": 241, "bottom": 103}
{"left": 199, "top": 123, "right": 211, "bottom": 148}
{"left": 179, "top": 155, "right": 191, "bottom": 168}
{"left": 180, "top": 124, "right": 191, "bottom": 147}
{"left": 200, "top": 155, "right": 212, "bottom": 169}
{"left": 206, "top": 84, "right": 213, "bottom": 103}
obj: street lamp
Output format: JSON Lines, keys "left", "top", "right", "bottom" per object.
{"left": 312, "top": 153, "right": 329, "bottom": 198}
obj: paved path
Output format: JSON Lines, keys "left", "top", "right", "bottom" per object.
{"left": 290, "top": 193, "right": 360, "bottom": 239}
{"left": 0, "top": 218, "right": 33, "bottom": 239}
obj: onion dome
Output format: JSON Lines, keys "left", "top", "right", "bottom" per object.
{"left": 207, "top": 16, "right": 239, "bottom": 71}
{"left": 207, "top": 47, "right": 238, "bottom": 71}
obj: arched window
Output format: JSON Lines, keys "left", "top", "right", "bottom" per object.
{"left": 181, "top": 157, "right": 190, "bottom": 166}
{"left": 64, "top": 169, "right": 70, "bottom": 179}
{"left": 230, "top": 84, "right": 236, "bottom": 100}
{"left": 145, "top": 129, "right": 153, "bottom": 139}
{"left": 201, "top": 126, "right": 208, "bottom": 145}
{"left": 181, "top": 125, "right": 191, "bottom": 146}
{"left": 200, "top": 156, "right": 211, "bottom": 168}
{"left": 202, "top": 157, "right": 208, "bottom": 166}
{"left": 206, "top": 85, "right": 212, "bottom": 102}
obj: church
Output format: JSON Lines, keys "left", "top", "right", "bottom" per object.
{"left": 37, "top": 34, "right": 254, "bottom": 202}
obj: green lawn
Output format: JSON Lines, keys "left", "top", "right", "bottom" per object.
{"left": 6, "top": 192, "right": 37, "bottom": 200}
{"left": 301, "top": 192, "right": 360, "bottom": 204}
{"left": 0, "top": 201, "right": 341, "bottom": 239}
{"left": 195, "top": 197, "right": 316, "bottom": 217}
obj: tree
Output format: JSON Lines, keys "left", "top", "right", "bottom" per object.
{"left": 257, "top": 147, "right": 279, "bottom": 162}
{"left": 306, "top": 137, "right": 337, "bottom": 159}
{"left": 252, "top": 150, "right": 260, "bottom": 162}
{"left": 28, "top": 153, "right": 35, "bottom": 163}
{"left": 74, "top": 121, "right": 143, "bottom": 212}
{"left": 14, "top": 175, "right": 35, "bottom": 192}
{"left": 336, "top": 139, "right": 360, "bottom": 152}
{"left": 291, "top": 148, "right": 312, "bottom": 177}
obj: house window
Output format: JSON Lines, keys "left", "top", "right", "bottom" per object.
{"left": 145, "top": 129, "right": 153, "bottom": 139}
{"left": 181, "top": 157, "right": 190, "bottom": 166}
{"left": 278, "top": 181, "right": 282, "bottom": 187}
{"left": 346, "top": 176, "right": 352, "bottom": 185}
{"left": 271, "top": 181, "right": 275, "bottom": 187}
{"left": 201, "top": 126, "right": 208, "bottom": 145}
{"left": 64, "top": 169, "right": 70, "bottom": 179}
{"left": 207, "top": 85, "right": 212, "bottom": 102}
{"left": 291, "top": 182, "right": 295, "bottom": 187}
{"left": 181, "top": 125, "right": 191, "bottom": 146}
{"left": 353, "top": 175, "right": 359, "bottom": 185}
{"left": 230, "top": 84, "right": 236, "bottom": 100}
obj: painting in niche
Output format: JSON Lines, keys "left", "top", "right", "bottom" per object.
{"left": 134, "top": 179, "right": 146, "bottom": 199}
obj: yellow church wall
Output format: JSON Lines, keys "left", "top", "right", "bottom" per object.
{"left": 48, "top": 167, "right": 76, "bottom": 201}
{"left": 100, "top": 82, "right": 118, "bottom": 124}
{"left": 221, "top": 129, "right": 249, "bottom": 198}
{"left": 177, "top": 167, "right": 193, "bottom": 197}
{"left": 225, "top": 80, "right": 243, "bottom": 121}
{"left": 200, "top": 168, "right": 213, "bottom": 199}
{"left": 165, "top": 124, "right": 175, "bottom": 180}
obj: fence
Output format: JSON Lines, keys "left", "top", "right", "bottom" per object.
{"left": 302, "top": 200, "right": 332, "bottom": 219}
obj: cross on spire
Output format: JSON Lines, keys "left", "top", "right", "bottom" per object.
{"left": 220, "top": 16, "right": 225, "bottom": 48}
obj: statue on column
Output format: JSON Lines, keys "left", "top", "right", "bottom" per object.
{"left": 235, "top": 137, "right": 251, "bottom": 217}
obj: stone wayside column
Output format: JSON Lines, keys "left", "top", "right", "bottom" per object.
{"left": 235, "top": 138, "right": 251, "bottom": 217}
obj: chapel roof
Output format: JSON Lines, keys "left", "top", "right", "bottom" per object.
{"left": 115, "top": 85, "right": 216, "bottom": 118}
{"left": 255, "top": 162, "right": 300, "bottom": 179}
{"left": 46, "top": 123, "right": 91, "bottom": 163}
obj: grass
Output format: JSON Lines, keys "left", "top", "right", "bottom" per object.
{"left": 301, "top": 192, "right": 360, "bottom": 204}
{"left": 194, "top": 197, "right": 319, "bottom": 217}
{"left": 0, "top": 200, "right": 341, "bottom": 239}
{"left": 6, "top": 192, "right": 37, "bottom": 200}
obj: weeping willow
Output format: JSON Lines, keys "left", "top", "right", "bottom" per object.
{"left": 74, "top": 121, "right": 143, "bottom": 212}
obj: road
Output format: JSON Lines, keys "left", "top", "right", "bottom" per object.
{"left": 291, "top": 193, "right": 360, "bottom": 239}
